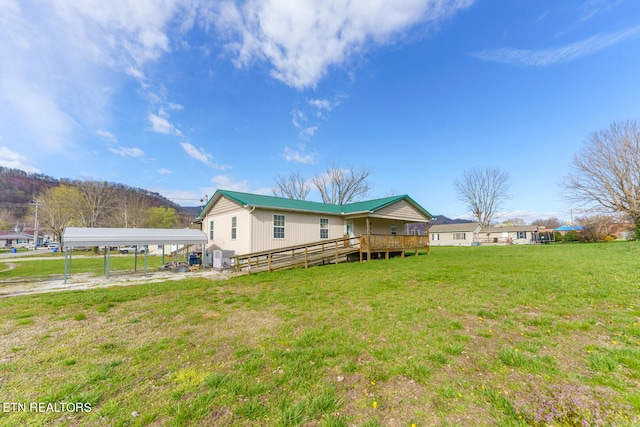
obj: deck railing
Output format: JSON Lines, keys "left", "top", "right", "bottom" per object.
{"left": 230, "top": 234, "right": 430, "bottom": 273}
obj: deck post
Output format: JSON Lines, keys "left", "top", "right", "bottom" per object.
{"left": 305, "top": 246, "right": 309, "bottom": 268}
{"left": 335, "top": 241, "right": 339, "bottom": 264}
{"left": 267, "top": 253, "right": 272, "bottom": 271}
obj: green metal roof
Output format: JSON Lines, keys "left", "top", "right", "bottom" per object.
{"left": 198, "top": 190, "right": 433, "bottom": 219}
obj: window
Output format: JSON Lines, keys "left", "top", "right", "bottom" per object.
{"left": 231, "top": 216, "right": 237, "bottom": 240}
{"left": 391, "top": 224, "right": 397, "bottom": 235}
{"left": 432, "top": 233, "right": 440, "bottom": 241}
{"left": 453, "top": 232, "right": 466, "bottom": 240}
{"left": 273, "top": 214, "right": 285, "bottom": 239}
{"left": 320, "top": 218, "right": 329, "bottom": 239}
{"left": 209, "top": 220, "right": 214, "bottom": 240}
{"left": 517, "top": 231, "right": 527, "bottom": 239}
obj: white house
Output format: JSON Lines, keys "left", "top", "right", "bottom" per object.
{"left": 430, "top": 223, "right": 482, "bottom": 246}
{"left": 0, "top": 232, "right": 35, "bottom": 248}
{"left": 197, "top": 190, "right": 433, "bottom": 256}
{"left": 479, "top": 225, "right": 540, "bottom": 244}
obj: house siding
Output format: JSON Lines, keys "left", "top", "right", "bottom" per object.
{"left": 205, "top": 202, "right": 252, "bottom": 254}
{"left": 250, "top": 209, "right": 344, "bottom": 252}
{"left": 429, "top": 224, "right": 482, "bottom": 246}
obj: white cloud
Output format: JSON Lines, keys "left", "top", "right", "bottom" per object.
{"left": 0, "top": 146, "right": 41, "bottom": 172}
{"left": 149, "top": 113, "right": 182, "bottom": 135}
{"left": 157, "top": 168, "right": 173, "bottom": 174}
{"left": 96, "top": 130, "right": 118, "bottom": 142}
{"left": 211, "top": 0, "right": 475, "bottom": 89}
{"left": 473, "top": 25, "right": 640, "bottom": 67}
{"left": 126, "top": 66, "right": 146, "bottom": 81}
{"left": 291, "top": 108, "right": 321, "bottom": 138}
{"left": 308, "top": 98, "right": 333, "bottom": 111}
{"left": 283, "top": 146, "right": 317, "bottom": 164}
{"left": 0, "top": 0, "right": 200, "bottom": 156}
{"left": 109, "top": 146, "right": 145, "bottom": 158}
{"left": 180, "top": 142, "right": 211, "bottom": 163}
{"left": 180, "top": 142, "right": 231, "bottom": 170}
{"left": 210, "top": 174, "right": 249, "bottom": 192}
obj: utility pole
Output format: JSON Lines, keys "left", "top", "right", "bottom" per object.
{"left": 30, "top": 200, "right": 39, "bottom": 249}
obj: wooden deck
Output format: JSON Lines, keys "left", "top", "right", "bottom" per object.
{"left": 361, "top": 234, "right": 430, "bottom": 260}
{"left": 230, "top": 234, "right": 430, "bottom": 273}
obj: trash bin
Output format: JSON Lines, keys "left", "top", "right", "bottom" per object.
{"left": 11, "top": 248, "right": 16, "bottom": 253}
{"left": 51, "top": 248, "right": 57, "bottom": 253}
{"left": 189, "top": 254, "right": 201, "bottom": 266}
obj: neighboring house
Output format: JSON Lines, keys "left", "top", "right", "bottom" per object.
{"left": 197, "top": 190, "right": 433, "bottom": 255}
{"left": 480, "top": 225, "right": 540, "bottom": 244}
{"left": 0, "top": 232, "right": 34, "bottom": 248}
{"left": 430, "top": 223, "right": 482, "bottom": 246}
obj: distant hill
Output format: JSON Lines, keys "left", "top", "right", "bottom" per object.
{"left": 406, "top": 215, "right": 471, "bottom": 234}
{"left": 0, "top": 167, "right": 195, "bottom": 226}
{"left": 430, "top": 215, "right": 472, "bottom": 225}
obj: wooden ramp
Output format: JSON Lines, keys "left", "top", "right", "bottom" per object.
{"left": 230, "top": 236, "right": 361, "bottom": 273}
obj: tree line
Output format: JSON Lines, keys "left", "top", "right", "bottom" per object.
{"left": 0, "top": 171, "right": 195, "bottom": 242}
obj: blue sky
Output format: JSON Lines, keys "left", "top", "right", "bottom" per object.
{"left": 1, "top": 0, "right": 639, "bottom": 222}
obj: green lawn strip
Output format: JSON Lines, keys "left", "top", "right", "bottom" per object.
{"left": 0, "top": 243, "right": 638, "bottom": 426}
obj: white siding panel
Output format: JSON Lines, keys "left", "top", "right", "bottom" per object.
{"left": 250, "top": 209, "right": 343, "bottom": 252}
{"left": 206, "top": 203, "right": 251, "bottom": 254}
{"left": 211, "top": 197, "right": 241, "bottom": 215}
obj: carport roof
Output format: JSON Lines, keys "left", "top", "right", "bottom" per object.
{"left": 62, "top": 227, "right": 208, "bottom": 247}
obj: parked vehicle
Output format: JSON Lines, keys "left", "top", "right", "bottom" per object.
{"left": 119, "top": 245, "right": 146, "bottom": 254}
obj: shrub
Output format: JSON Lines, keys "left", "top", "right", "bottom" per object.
{"left": 563, "top": 230, "right": 581, "bottom": 242}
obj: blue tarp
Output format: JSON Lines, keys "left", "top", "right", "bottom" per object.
{"left": 554, "top": 226, "right": 584, "bottom": 231}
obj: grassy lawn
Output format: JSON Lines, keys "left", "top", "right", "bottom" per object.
{"left": 0, "top": 253, "right": 166, "bottom": 279}
{"left": 0, "top": 243, "right": 639, "bottom": 426}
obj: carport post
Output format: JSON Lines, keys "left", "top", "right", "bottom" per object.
{"left": 63, "top": 248, "right": 68, "bottom": 284}
{"left": 105, "top": 246, "right": 110, "bottom": 279}
{"left": 143, "top": 250, "right": 147, "bottom": 276}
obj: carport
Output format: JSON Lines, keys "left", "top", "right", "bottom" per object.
{"left": 61, "top": 227, "right": 208, "bottom": 283}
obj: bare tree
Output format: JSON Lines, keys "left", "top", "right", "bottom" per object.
{"left": 454, "top": 167, "right": 510, "bottom": 227}
{"left": 72, "top": 179, "right": 117, "bottom": 227}
{"left": 563, "top": 120, "right": 640, "bottom": 238}
{"left": 501, "top": 218, "right": 526, "bottom": 226}
{"left": 111, "top": 188, "right": 150, "bottom": 227}
{"left": 38, "top": 185, "right": 81, "bottom": 243}
{"left": 531, "top": 217, "right": 563, "bottom": 229}
{"left": 577, "top": 214, "right": 615, "bottom": 242}
{"left": 0, "top": 209, "right": 12, "bottom": 230}
{"left": 311, "top": 163, "right": 371, "bottom": 205}
{"left": 273, "top": 171, "right": 311, "bottom": 200}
